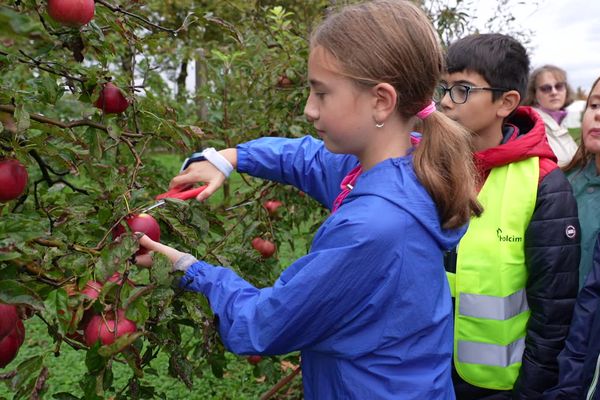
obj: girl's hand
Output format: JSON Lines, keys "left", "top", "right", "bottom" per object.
{"left": 136, "top": 234, "right": 198, "bottom": 272}
{"left": 169, "top": 148, "right": 238, "bottom": 202}
{"left": 170, "top": 161, "right": 225, "bottom": 202}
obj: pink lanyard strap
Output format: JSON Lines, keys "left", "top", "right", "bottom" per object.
{"left": 332, "top": 165, "right": 362, "bottom": 213}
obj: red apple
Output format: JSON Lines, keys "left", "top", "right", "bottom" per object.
{"left": 0, "top": 159, "right": 28, "bottom": 202}
{"left": 81, "top": 280, "right": 103, "bottom": 300}
{"left": 84, "top": 309, "right": 136, "bottom": 346}
{"left": 94, "top": 83, "right": 129, "bottom": 114}
{"left": 0, "top": 304, "right": 19, "bottom": 340}
{"left": 106, "top": 272, "right": 134, "bottom": 287}
{"left": 0, "top": 319, "right": 25, "bottom": 368}
{"left": 251, "top": 237, "right": 276, "bottom": 259}
{"left": 247, "top": 355, "right": 262, "bottom": 365}
{"left": 263, "top": 200, "right": 283, "bottom": 215}
{"left": 113, "top": 213, "right": 160, "bottom": 255}
{"left": 276, "top": 74, "right": 293, "bottom": 88}
{"left": 47, "top": 0, "right": 95, "bottom": 27}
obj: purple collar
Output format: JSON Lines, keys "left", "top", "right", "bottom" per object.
{"left": 539, "top": 107, "right": 568, "bottom": 125}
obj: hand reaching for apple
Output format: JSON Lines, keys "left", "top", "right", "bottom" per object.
{"left": 169, "top": 148, "right": 237, "bottom": 202}
{"left": 136, "top": 234, "right": 198, "bottom": 272}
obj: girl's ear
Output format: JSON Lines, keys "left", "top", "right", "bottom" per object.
{"left": 496, "top": 90, "right": 521, "bottom": 118}
{"left": 371, "top": 83, "right": 398, "bottom": 122}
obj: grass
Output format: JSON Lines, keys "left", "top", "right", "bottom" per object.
{"left": 569, "top": 127, "right": 581, "bottom": 143}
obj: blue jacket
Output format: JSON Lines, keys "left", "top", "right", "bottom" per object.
{"left": 544, "top": 235, "right": 600, "bottom": 400}
{"left": 181, "top": 136, "right": 466, "bottom": 399}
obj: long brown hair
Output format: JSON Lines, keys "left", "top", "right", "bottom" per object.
{"left": 523, "top": 65, "right": 574, "bottom": 108}
{"left": 310, "top": 0, "right": 482, "bottom": 229}
{"left": 563, "top": 76, "right": 600, "bottom": 173}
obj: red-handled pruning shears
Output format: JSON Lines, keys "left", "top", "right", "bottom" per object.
{"left": 142, "top": 185, "right": 208, "bottom": 213}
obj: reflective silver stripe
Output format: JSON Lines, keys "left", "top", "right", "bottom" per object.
{"left": 586, "top": 354, "right": 600, "bottom": 400}
{"left": 458, "top": 338, "right": 525, "bottom": 367}
{"left": 459, "top": 289, "right": 529, "bottom": 320}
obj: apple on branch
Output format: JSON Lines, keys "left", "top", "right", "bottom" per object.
{"left": 94, "top": 83, "right": 130, "bottom": 114}
{"left": 83, "top": 309, "right": 137, "bottom": 347}
{"left": 0, "top": 159, "right": 28, "bottom": 202}
{"left": 47, "top": 0, "right": 95, "bottom": 27}
{"left": 263, "top": 200, "right": 283, "bottom": 215}
{"left": 112, "top": 213, "right": 161, "bottom": 255}
{"left": 251, "top": 237, "right": 276, "bottom": 259}
{"left": 0, "top": 319, "right": 25, "bottom": 369}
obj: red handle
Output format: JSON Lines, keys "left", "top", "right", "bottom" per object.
{"left": 155, "top": 185, "right": 208, "bottom": 201}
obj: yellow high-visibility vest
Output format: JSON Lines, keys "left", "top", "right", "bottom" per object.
{"left": 447, "top": 157, "right": 539, "bottom": 390}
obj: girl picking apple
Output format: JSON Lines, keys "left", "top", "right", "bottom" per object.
{"left": 140, "top": 1, "right": 482, "bottom": 398}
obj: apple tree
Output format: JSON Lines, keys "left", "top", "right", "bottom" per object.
{"left": 0, "top": 0, "right": 329, "bottom": 398}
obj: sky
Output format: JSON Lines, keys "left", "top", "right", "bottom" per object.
{"left": 472, "top": 0, "right": 600, "bottom": 93}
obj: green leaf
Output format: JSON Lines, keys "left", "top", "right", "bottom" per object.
{"left": 44, "top": 288, "right": 71, "bottom": 333}
{"left": 13, "top": 104, "right": 30, "bottom": 133}
{"left": 97, "top": 332, "right": 143, "bottom": 357}
{"left": 11, "top": 355, "right": 44, "bottom": 392}
{"left": 124, "top": 291, "right": 149, "bottom": 324}
{"left": 0, "top": 213, "right": 46, "bottom": 242}
{"left": 85, "top": 343, "right": 107, "bottom": 373}
{"left": 0, "top": 280, "right": 44, "bottom": 310}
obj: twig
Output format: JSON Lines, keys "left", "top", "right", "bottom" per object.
{"left": 0, "top": 49, "right": 84, "bottom": 83}
{"left": 260, "top": 366, "right": 302, "bottom": 400}
{"left": 29, "top": 149, "right": 89, "bottom": 195}
{"left": 95, "top": 0, "right": 194, "bottom": 34}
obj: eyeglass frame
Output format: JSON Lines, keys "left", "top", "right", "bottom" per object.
{"left": 433, "top": 84, "right": 510, "bottom": 105}
{"left": 537, "top": 82, "right": 567, "bottom": 94}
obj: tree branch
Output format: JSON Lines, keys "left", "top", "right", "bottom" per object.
{"left": 95, "top": 0, "right": 195, "bottom": 34}
{"left": 0, "top": 49, "right": 85, "bottom": 83}
{"left": 0, "top": 104, "right": 143, "bottom": 138}
{"left": 260, "top": 366, "right": 302, "bottom": 400}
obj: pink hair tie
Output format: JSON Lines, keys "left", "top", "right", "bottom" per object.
{"left": 416, "top": 101, "right": 436, "bottom": 120}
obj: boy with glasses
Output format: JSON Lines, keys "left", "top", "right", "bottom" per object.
{"left": 438, "top": 33, "right": 580, "bottom": 399}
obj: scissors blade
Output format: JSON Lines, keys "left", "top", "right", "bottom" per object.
{"left": 141, "top": 200, "right": 166, "bottom": 214}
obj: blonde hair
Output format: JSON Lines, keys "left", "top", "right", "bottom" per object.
{"left": 311, "top": 0, "right": 482, "bottom": 228}
{"left": 523, "top": 65, "right": 574, "bottom": 108}
{"left": 563, "top": 76, "right": 600, "bottom": 173}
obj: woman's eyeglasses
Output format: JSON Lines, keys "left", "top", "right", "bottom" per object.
{"left": 537, "top": 82, "right": 566, "bottom": 94}
{"left": 434, "top": 84, "right": 509, "bottom": 104}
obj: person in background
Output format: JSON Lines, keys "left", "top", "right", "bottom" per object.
{"left": 563, "top": 76, "right": 600, "bottom": 289}
{"left": 523, "top": 65, "right": 578, "bottom": 167}
{"left": 437, "top": 34, "right": 580, "bottom": 399}
{"left": 137, "top": 1, "right": 483, "bottom": 399}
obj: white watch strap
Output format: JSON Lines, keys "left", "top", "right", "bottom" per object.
{"left": 202, "top": 147, "right": 234, "bottom": 177}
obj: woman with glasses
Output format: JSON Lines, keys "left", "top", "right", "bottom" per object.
{"left": 523, "top": 65, "right": 578, "bottom": 166}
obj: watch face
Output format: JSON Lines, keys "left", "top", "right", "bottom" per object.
{"left": 180, "top": 154, "right": 206, "bottom": 172}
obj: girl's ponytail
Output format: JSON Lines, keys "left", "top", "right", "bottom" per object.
{"left": 413, "top": 111, "right": 483, "bottom": 229}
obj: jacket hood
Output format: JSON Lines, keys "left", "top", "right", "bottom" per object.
{"left": 475, "top": 106, "right": 557, "bottom": 174}
{"left": 345, "top": 156, "right": 467, "bottom": 252}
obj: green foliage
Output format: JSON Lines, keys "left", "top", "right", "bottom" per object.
{"left": 1, "top": 0, "right": 324, "bottom": 398}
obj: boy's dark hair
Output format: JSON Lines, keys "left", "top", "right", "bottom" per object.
{"left": 446, "top": 33, "right": 530, "bottom": 101}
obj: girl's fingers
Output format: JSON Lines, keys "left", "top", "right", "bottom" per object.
{"left": 137, "top": 234, "right": 185, "bottom": 264}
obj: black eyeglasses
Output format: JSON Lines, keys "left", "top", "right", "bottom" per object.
{"left": 433, "top": 84, "right": 509, "bottom": 104}
{"left": 537, "top": 82, "right": 566, "bottom": 94}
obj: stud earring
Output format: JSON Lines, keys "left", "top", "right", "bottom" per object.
{"left": 375, "top": 122, "right": 384, "bottom": 128}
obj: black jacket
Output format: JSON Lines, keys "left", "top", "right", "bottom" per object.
{"left": 544, "top": 235, "right": 600, "bottom": 400}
